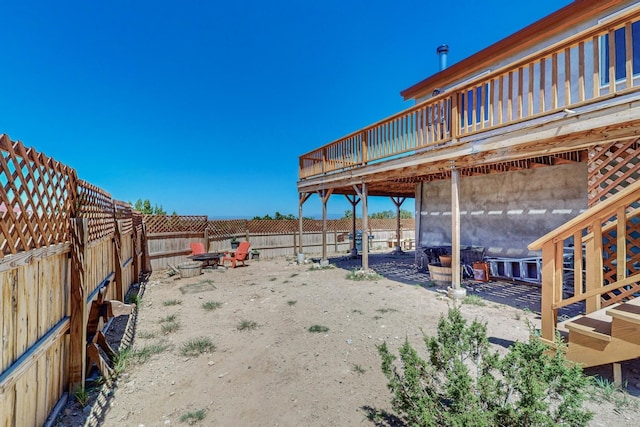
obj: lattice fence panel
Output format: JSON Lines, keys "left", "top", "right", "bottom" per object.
{"left": 132, "top": 211, "right": 143, "bottom": 228}
{"left": 76, "top": 179, "right": 115, "bottom": 242}
{"left": 206, "top": 218, "right": 416, "bottom": 238}
{"left": 588, "top": 140, "right": 640, "bottom": 306}
{"left": 207, "top": 219, "right": 247, "bottom": 237}
{"left": 600, "top": 209, "right": 640, "bottom": 307}
{"left": 588, "top": 139, "right": 640, "bottom": 206}
{"left": 0, "top": 135, "right": 77, "bottom": 256}
{"left": 144, "top": 214, "right": 207, "bottom": 233}
{"left": 114, "top": 200, "right": 133, "bottom": 234}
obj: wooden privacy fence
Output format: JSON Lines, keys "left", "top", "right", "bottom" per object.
{"left": 0, "top": 135, "right": 148, "bottom": 427}
{"left": 146, "top": 216, "right": 415, "bottom": 270}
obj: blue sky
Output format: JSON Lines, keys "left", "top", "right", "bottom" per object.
{"left": 0, "top": 0, "right": 572, "bottom": 219}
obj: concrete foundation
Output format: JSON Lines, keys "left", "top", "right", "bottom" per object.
{"left": 416, "top": 163, "right": 587, "bottom": 257}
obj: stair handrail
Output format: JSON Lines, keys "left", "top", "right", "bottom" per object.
{"left": 529, "top": 179, "right": 640, "bottom": 341}
{"left": 530, "top": 181, "right": 640, "bottom": 251}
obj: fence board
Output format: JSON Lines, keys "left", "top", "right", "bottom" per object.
{"left": 0, "top": 134, "right": 143, "bottom": 426}
{"left": 150, "top": 219, "right": 416, "bottom": 268}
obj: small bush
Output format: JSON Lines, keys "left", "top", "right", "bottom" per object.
{"left": 112, "top": 348, "right": 132, "bottom": 375}
{"left": 161, "top": 321, "right": 181, "bottom": 334}
{"left": 202, "top": 301, "right": 223, "bottom": 311}
{"left": 181, "top": 337, "right": 216, "bottom": 356}
{"left": 137, "top": 330, "right": 157, "bottom": 339}
{"left": 462, "top": 294, "right": 486, "bottom": 306}
{"left": 162, "top": 299, "right": 182, "bottom": 306}
{"left": 352, "top": 364, "right": 367, "bottom": 374}
{"left": 126, "top": 294, "right": 141, "bottom": 306}
{"left": 133, "top": 342, "right": 171, "bottom": 363}
{"left": 159, "top": 314, "right": 177, "bottom": 323}
{"left": 377, "top": 308, "right": 593, "bottom": 426}
{"left": 346, "top": 268, "right": 383, "bottom": 281}
{"left": 237, "top": 319, "right": 258, "bottom": 331}
{"left": 73, "top": 385, "right": 91, "bottom": 406}
{"left": 180, "top": 409, "right": 206, "bottom": 425}
{"left": 308, "top": 324, "right": 329, "bottom": 333}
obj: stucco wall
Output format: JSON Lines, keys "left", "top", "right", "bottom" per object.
{"left": 416, "top": 162, "right": 587, "bottom": 258}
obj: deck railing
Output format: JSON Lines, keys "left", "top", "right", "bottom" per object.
{"left": 529, "top": 179, "right": 640, "bottom": 342}
{"left": 299, "top": 8, "right": 640, "bottom": 180}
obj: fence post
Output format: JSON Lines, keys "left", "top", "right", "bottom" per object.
{"left": 293, "top": 231, "right": 297, "bottom": 257}
{"left": 69, "top": 218, "right": 88, "bottom": 390}
{"left": 142, "top": 222, "right": 152, "bottom": 273}
{"left": 114, "top": 220, "right": 124, "bottom": 301}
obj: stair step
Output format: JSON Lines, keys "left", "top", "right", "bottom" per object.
{"left": 564, "top": 316, "right": 612, "bottom": 342}
{"left": 606, "top": 302, "right": 640, "bottom": 324}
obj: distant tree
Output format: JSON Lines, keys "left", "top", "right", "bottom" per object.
{"left": 132, "top": 198, "right": 166, "bottom": 215}
{"left": 370, "top": 209, "right": 413, "bottom": 219}
{"left": 342, "top": 209, "right": 413, "bottom": 219}
{"left": 252, "top": 211, "right": 296, "bottom": 220}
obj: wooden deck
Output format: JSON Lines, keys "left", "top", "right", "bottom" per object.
{"left": 298, "top": 6, "right": 640, "bottom": 197}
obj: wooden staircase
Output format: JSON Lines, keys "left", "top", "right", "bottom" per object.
{"left": 559, "top": 297, "right": 640, "bottom": 374}
{"left": 529, "top": 179, "right": 640, "bottom": 384}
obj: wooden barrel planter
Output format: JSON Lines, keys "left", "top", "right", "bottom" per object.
{"left": 177, "top": 261, "right": 203, "bottom": 278}
{"left": 428, "top": 263, "right": 452, "bottom": 286}
{"left": 439, "top": 255, "right": 452, "bottom": 267}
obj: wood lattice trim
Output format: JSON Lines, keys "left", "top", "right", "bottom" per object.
{"left": 587, "top": 139, "right": 640, "bottom": 307}
{"left": 0, "top": 134, "right": 77, "bottom": 257}
{"left": 143, "top": 215, "right": 208, "bottom": 233}
{"left": 76, "top": 180, "right": 115, "bottom": 242}
{"left": 114, "top": 200, "right": 133, "bottom": 234}
{"left": 600, "top": 209, "right": 640, "bottom": 307}
{"left": 205, "top": 218, "right": 416, "bottom": 238}
{"left": 588, "top": 139, "right": 640, "bottom": 206}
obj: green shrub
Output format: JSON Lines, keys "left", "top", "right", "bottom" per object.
{"left": 377, "top": 308, "right": 592, "bottom": 426}
{"left": 346, "top": 268, "right": 383, "bottom": 281}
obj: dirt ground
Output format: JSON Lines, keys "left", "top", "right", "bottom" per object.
{"left": 56, "top": 252, "right": 640, "bottom": 427}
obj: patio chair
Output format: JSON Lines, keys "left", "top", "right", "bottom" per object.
{"left": 221, "top": 241, "right": 251, "bottom": 268}
{"left": 190, "top": 242, "right": 206, "bottom": 255}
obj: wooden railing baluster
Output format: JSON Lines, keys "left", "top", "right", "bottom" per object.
{"left": 626, "top": 22, "right": 634, "bottom": 89}
{"left": 298, "top": 12, "right": 640, "bottom": 180}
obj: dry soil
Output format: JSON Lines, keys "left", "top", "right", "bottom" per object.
{"left": 55, "top": 252, "right": 640, "bottom": 426}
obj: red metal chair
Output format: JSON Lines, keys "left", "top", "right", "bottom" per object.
{"left": 190, "top": 242, "right": 206, "bottom": 255}
{"left": 221, "top": 241, "right": 251, "bottom": 268}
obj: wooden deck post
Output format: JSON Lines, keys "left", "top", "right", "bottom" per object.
{"left": 318, "top": 189, "right": 333, "bottom": 261}
{"left": 448, "top": 164, "right": 465, "bottom": 300}
{"left": 298, "top": 193, "right": 311, "bottom": 255}
{"left": 391, "top": 196, "right": 407, "bottom": 252}
{"left": 354, "top": 183, "right": 369, "bottom": 270}
{"left": 586, "top": 221, "right": 605, "bottom": 314}
{"left": 344, "top": 195, "right": 360, "bottom": 255}
{"left": 69, "top": 218, "right": 88, "bottom": 390}
{"left": 540, "top": 240, "right": 558, "bottom": 341}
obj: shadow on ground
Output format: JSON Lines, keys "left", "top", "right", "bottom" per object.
{"left": 330, "top": 250, "right": 583, "bottom": 318}
{"left": 331, "top": 251, "right": 640, "bottom": 398}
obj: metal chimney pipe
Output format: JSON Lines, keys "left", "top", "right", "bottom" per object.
{"left": 437, "top": 44, "right": 449, "bottom": 71}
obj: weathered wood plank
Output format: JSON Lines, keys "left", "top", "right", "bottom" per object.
{"left": 0, "top": 318, "right": 69, "bottom": 396}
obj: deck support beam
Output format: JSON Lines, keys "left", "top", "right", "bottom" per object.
{"left": 344, "top": 195, "right": 360, "bottom": 257}
{"left": 298, "top": 192, "right": 311, "bottom": 256}
{"left": 391, "top": 196, "right": 407, "bottom": 253}
{"left": 317, "top": 189, "right": 333, "bottom": 261}
{"left": 448, "top": 164, "right": 466, "bottom": 300}
{"left": 354, "top": 183, "right": 369, "bottom": 270}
